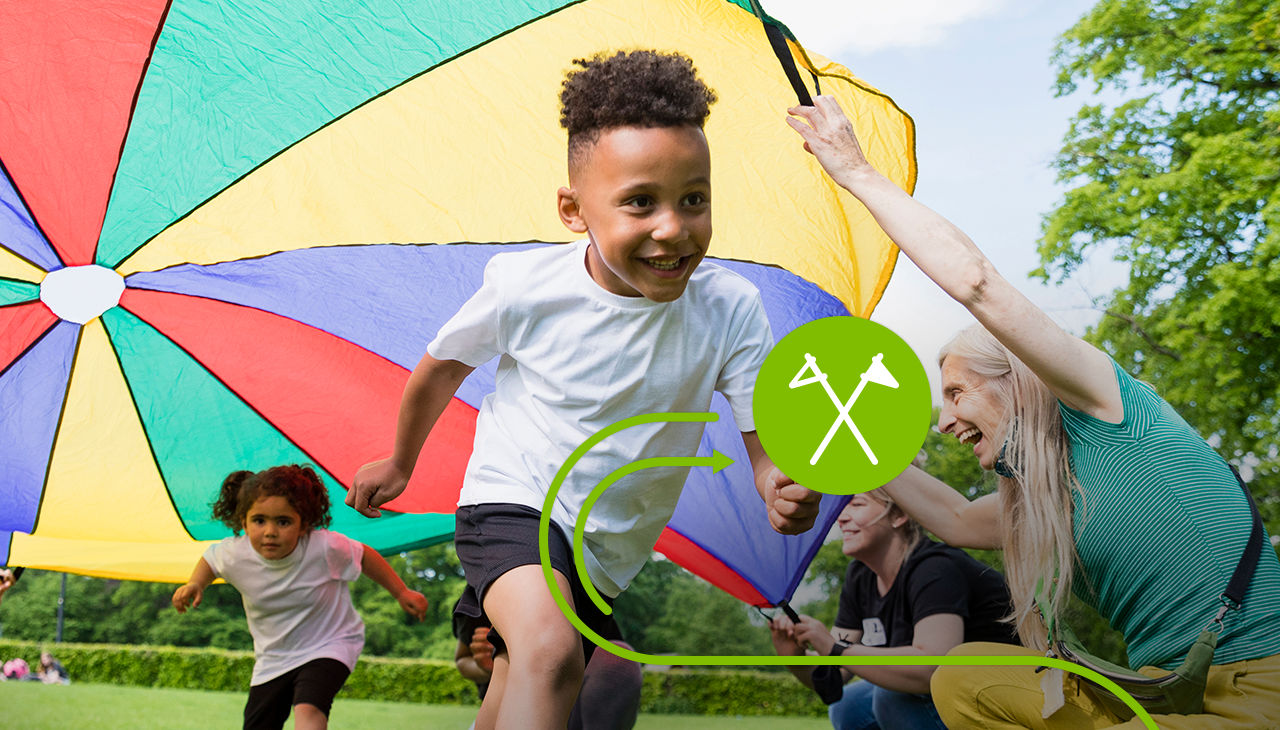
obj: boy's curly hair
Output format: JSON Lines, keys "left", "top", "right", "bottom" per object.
{"left": 560, "top": 50, "right": 717, "bottom": 166}
{"left": 211, "top": 464, "right": 332, "bottom": 535}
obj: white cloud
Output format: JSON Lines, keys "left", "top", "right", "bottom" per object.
{"left": 764, "top": 0, "right": 1012, "bottom": 56}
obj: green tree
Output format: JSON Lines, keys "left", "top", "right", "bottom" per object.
{"left": 353, "top": 543, "right": 464, "bottom": 660}
{"left": 1041, "top": 0, "right": 1280, "bottom": 538}
{"left": 613, "top": 557, "right": 776, "bottom": 661}
{"left": 792, "top": 539, "right": 847, "bottom": 625}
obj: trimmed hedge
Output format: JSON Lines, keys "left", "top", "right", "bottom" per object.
{"left": 0, "top": 640, "right": 824, "bottom": 716}
{"left": 641, "top": 669, "right": 826, "bottom": 717}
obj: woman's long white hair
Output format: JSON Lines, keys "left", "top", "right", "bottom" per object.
{"left": 940, "top": 324, "right": 1081, "bottom": 650}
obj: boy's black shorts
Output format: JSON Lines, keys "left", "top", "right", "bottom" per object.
{"left": 243, "top": 657, "right": 350, "bottom": 730}
{"left": 453, "top": 502, "right": 622, "bottom": 662}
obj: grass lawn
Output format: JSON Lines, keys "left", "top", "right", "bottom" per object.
{"left": 0, "top": 682, "right": 830, "bottom": 729}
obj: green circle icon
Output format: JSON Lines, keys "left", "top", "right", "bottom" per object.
{"left": 754, "top": 316, "right": 931, "bottom": 495}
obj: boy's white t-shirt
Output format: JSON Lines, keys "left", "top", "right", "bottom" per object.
{"left": 427, "top": 239, "right": 772, "bottom": 597}
{"left": 204, "top": 529, "right": 365, "bottom": 685}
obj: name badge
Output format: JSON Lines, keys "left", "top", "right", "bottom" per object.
{"left": 861, "top": 618, "right": 887, "bottom": 646}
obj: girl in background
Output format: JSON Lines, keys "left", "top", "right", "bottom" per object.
{"left": 173, "top": 465, "right": 427, "bottom": 730}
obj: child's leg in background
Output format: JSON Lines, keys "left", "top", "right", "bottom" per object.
{"left": 475, "top": 654, "right": 509, "bottom": 730}
{"left": 568, "top": 640, "right": 643, "bottom": 730}
{"left": 481, "top": 564, "right": 586, "bottom": 730}
{"left": 243, "top": 679, "right": 293, "bottom": 730}
{"left": 242, "top": 659, "right": 348, "bottom": 730}
{"left": 287, "top": 658, "right": 349, "bottom": 730}
{"left": 291, "top": 704, "right": 328, "bottom": 730}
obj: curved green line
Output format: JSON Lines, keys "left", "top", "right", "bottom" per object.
{"left": 539, "top": 413, "right": 1158, "bottom": 729}
{"left": 539, "top": 412, "right": 718, "bottom": 622}
{"left": 572, "top": 455, "right": 725, "bottom": 615}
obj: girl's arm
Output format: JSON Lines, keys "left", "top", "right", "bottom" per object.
{"left": 786, "top": 97, "right": 1121, "bottom": 422}
{"left": 798, "top": 613, "right": 965, "bottom": 694}
{"left": 360, "top": 543, "right": 428, "bottom": 621}
{"left": 348, "top": 353, "right": 475, "bottom": 517}
{"left": 742, "top": 431, "right": 822, "bottom": 535}
{"left": 171, "top": 558, "right": 215, "bottom": 613}
{"left": 880, "top": 466, "right": 1003, "bottom": 549}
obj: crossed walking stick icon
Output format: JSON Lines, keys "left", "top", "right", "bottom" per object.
{"left": 789, "top": 352, "right": 899, "bottom": 466}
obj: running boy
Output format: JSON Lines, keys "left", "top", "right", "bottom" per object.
{"left": 349, "top": 50, "right": 820, "bottom": 729}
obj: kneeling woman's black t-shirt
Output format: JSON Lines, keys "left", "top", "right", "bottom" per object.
{"left": 834, "top": 539, "right": 1019, "bottom": 648}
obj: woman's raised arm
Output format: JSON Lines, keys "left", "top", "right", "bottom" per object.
{"left": 786, "top": 97, "right": 1121, "bottom": 422}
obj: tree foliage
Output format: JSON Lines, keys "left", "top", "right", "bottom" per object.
{"left": 612, "top": 557, "right": 776, "bottom": 661}
{"left": 1041, "top": 0, "right": 1280, "bottom": 536}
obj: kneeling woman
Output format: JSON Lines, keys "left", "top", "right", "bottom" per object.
{"left": 787, "top": 95, "right": 1280, "bottom": 728}
{"left": 770, "top": 488, "right": 1018, "bottom": 730}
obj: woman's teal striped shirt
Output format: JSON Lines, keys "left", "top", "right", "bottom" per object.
{"left": 1059, "top": 359, "right": 1280, "bottom": 671}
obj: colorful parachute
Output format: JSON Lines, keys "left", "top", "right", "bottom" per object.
{"left": 0, "top": 0, "right": 915, "bottom": 608}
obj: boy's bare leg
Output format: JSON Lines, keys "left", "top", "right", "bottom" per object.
{"left": 474, "top": 653, "right": 509, "bottom": 730}
{"left": 482, "top": 564, "right": 586, "bottom": 730}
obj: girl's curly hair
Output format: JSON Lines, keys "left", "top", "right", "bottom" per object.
{"left": 560, "top": 50, "right": 717, "bottom": 166}
{"left": 211, "top": 464, "right": 332, "bottom": 535}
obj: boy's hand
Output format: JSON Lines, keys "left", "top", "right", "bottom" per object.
{"left": 785, "top": 95, "right": 874, "bottom": 189}
{"left": 172, "top": 582, "right": 203, "bottom": 613}
{"left": 397, "top": 589, "right": 429, "bottom": 622}
{"left": 348, "top": 459, "right": 411, "bottom": 518}
{"left": 763, "top": 468, "right": 821, "bottom": 534}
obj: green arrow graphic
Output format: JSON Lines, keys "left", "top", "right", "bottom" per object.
{"left": 571, "top": 451, "right": 734, "bottom": 616}
{"left": 538, "top": 412, "right": 1159, "bottom": 730}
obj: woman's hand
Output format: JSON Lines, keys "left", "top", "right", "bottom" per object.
{"left": 786, "top": 96, "right": 875, "bottom": 189}
{"left": 792, "top": 615, "right": 837, "bottom": 656}
{"left": 768, "top": 615, "right": 806, "bottom": 657}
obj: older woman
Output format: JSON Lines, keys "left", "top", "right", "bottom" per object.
{"left": 786, "top": 96, "right": 1280, "bottom": 729}
{"left": 770, "top": 488, "right": 1015, "bottom": 730}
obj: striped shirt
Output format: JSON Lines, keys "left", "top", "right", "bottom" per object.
{"left": 1060, "top": 359, "right": 1280, "bottom": 670}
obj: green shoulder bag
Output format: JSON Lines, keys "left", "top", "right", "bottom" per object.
{"left": 1042, "top": 467, "right": 1263, "bottom": 719}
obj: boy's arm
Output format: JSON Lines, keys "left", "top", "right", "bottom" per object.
{"left": 741, "top": 431, "right": 821, "bottom": 534}
{"left": 348, "top": 352, "right": 475, "bottom": 517}
{"left": 455, "top": 627, "right": 495, "bottom": 684}
{"left": 359, "top": 543, "right": 428, "bottom": 621}
{"left": 172, "top": 558, "right": 215, "bottom": 613}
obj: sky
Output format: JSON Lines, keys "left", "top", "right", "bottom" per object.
{"left": 763, "top": 0, "right": 1127, "bottom": 401}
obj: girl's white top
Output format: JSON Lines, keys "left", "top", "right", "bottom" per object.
{"left": 204, "top": 529, "right": 365, "bottom": 685}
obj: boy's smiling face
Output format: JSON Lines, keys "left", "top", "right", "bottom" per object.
{"left": 558, "top": 125, "right": 712, "bottom": 302}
